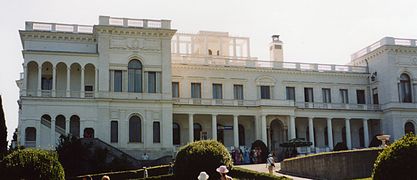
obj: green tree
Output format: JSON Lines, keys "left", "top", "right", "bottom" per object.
{"left": 0, "top": 95, "right": 7, "bottom": 158}
{"left": 0, "top": 148, "right": 65, "bottom": 180}
{"left": 174, "top": 140, "right": 233, "bottom": 179}
{"left": 372, "top": 133, "right": 417, "bottom": 180}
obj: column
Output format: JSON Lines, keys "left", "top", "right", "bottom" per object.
{"left": 66, "top": 67, "right": 71, "bottom": 97}
{"left": 65, "top": 120, "right": 70, "bottom": 134}
{"left": 188, "top": 114, "right": 194, "bottom": 143}
{"left": 232, "top": 38, "right": 237, "bottom": 57}
{"left": 80, "top": 68, "right": 85, "bottom": 98}
{"left": 52, "top": 67, "right": 56, "bottom": 97}
{"left": 37, "top": 67, "right": 42, "bottom": 96}
{"left": 94, "top": 69, "right": 99, "bottom": 97}
{"left": 308, "top": 117, "right": 315, "bottom": 148}
{"left": 23, "top": 65, "right": 28, "bottom": 96}
{"left": 212, "top": 114, "right": 217, "bottom": 140}
{"left": 50, "top": 119, "right": 56, "bottom": 148}
{"left": 261, "top": 115, "right": 267, "bottom": 144}
{"left": 233, "top": 115, "right": 239, "bottom": 147}
{"left": 289, "top": 116, "right": 296, "bottom": 139}
{"left": 363, "top": 119, "right": 370, "bottom": 147}
{"left": 327, "top": 117, "right": 334, "bottom": 150}
{"left": 345, "top": 118, "right": 352, "bottom": 149}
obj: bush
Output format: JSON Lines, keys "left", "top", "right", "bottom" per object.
{"left": 0, "top": 148, "right": 65, "bottom": 179}
{"left": 229, "top": 166, "right": 289, "bottom": 180}
{"left": 174, "top": 140, "right": 233, "bottom": 179}
{"left": 251, "top": 140, "right": 269, "bottom": 163}
{"left": 333, "top": 142, "right": 348, "bottom": 151}
{"left": 372, "top": 133, "right": 417, "bottom": 180}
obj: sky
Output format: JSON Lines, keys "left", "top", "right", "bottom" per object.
{"left": 1, "top": 0, "right": 417, "bottom": 143}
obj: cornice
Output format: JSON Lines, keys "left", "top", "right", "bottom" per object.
{"left": 22, "top": 50, "right": 98, "bottom": 57}
{"left": 94, "top": 25, "right": 177, "bottom": 39}
{"left": 19, "top": 30, "right": 96, "bottom": 43}
{"left": 172, "top": 64, "right": 369, "bottom": 78}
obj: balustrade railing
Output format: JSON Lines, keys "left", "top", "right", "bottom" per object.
{"left": 25, "top": 21, "right": 93, "bottom": 33}
{"left": 351, "top": 37, "right": 417, "bottom": 60}
{"left": 172, "top": 55, "right": 367, "bottom": 73}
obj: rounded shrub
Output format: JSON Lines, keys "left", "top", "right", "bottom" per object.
{"left": 372, "top": 133, "right": 417, "bottom": 180}
{"left": 0, "top": 148, "right": 65, "bottom": 180}
{"left": 174, "top": 140, "right": 233, "bottom": 179}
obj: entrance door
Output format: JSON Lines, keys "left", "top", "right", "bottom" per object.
{"left": 270, "top": 120, "right": 287, "bottom": 154}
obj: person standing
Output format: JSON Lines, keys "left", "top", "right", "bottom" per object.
{"left": 216, "top": 165, "right": 233, "bottom": 180}
{"left": 266, "top": 154, "right": 275, "bottom": 174}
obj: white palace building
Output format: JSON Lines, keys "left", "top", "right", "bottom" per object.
{"left": 16, "top": 16, "right": 417, "bottom": 159}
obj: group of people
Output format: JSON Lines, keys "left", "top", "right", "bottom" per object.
{"left": 231, "top": 147, "right": 250, "bottom": 164}
{"left": 197, "top": 165, "right": 233, "bottom": 180}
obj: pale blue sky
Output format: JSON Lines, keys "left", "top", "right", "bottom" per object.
{"left": 1, "top": 0, "right": 417, "bottom": 142}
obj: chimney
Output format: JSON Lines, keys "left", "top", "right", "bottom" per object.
{"left": 269, "top": 35, "right": 284, "bottom": 62}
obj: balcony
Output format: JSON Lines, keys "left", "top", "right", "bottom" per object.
{"left": 173, "top": 98, "right": 294, "bottom": 107}
{"left": 296, "top": 102, "right": 381, "bottom": 111}
{"left": 172, "top": 55, "right": 367, "bottom": 73}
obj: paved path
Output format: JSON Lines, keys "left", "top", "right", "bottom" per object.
{"left": 236, "top": 163, "right": 311, "bottom": 180}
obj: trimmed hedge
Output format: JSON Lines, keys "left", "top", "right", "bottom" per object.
{"left": 230, "top": 167, "right": 289, "bottom": 180}
{"left": 0, "top": 148, "right": 65, "bottom": 180}
{"left": 73, "top": 165, "right": 171, "bottom": 179}
{"left": 174, "top": 140, "right": 233, "bottom": 179}
{"left": 372, "top": 133, "right": 417, "bottom": 180}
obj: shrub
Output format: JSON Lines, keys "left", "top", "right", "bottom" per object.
{"left": 251, "top": 140, "right": 269, "bottom": 163}
{"left": 0, "top": 148, "right": 65, "bottom": 179}
{"left": 174, "top": 140, "right": 233, "bottom": 179}
{"left": 229, "top": 166, "right": 289, "bottom": 180}
{"left": 372, "top": 133, "right": 417, "bottom": 180}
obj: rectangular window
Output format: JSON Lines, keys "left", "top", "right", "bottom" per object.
{"left": 322, "top": 88, "right": 331, "bottom": 103}
{"left": 111, "top": 121, "right": 118, "bottom": 143}
{"left": 153, "top": 122, "right": 160, "bottom": 143}
{"left": 172, "top": 82, "right": 179, "bottom": 98}
{"left": 373, "top": 88, "right": 379, "bottom": 104}
{"left": 234, "top": 85, "right": 244, "bottom": 100}
{"left": 148, "top": 72, "right": 156, "bottom": 93}
{"left": 340, "top": 89, "right": 349, "bottom": 104}
{"left": 260, "top": 86, "right": 271, "bottom": 99}
{"left": 213, "top": 84, "right": 223, "bottom": 99}
{"left": 304, "top": 88, "right": 314, "bottom": 102}
{"left": 286, "top": 87, "right": 295, "bottom": 101}
{"left": 114, "top": 70, "right": 122, "bottom": 92}
{"left": 191, "top": 83, "right": 201, "bottom": 98}
{"left": 356, "top": 90, "right": 366, "bottom": 104}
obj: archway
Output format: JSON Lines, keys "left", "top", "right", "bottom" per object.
{"left": 270, "top": 119, "right": 287, "bottom": 153}
{"left": 83, "top": 128, "right": 94, "bottom": 138}
{"left": 217, "top": 124, "right": 224, "bottom": 144}
{"left": 405, "top": 121, "right": 415, "bottom": 134}
{"left": 25, "top": 127, "right": 36, "bottom": 147}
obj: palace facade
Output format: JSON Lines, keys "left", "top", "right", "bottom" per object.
{"left": 16, "top": 16, "right": 417, "bottom": 159}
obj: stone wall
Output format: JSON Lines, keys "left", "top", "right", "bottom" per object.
{"left": 280, "top": 148, "right": 382, "bottom": 179}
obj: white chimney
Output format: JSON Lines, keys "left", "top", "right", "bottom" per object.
{"left": 269, "top": 35, "right": 283, "bottom": 62}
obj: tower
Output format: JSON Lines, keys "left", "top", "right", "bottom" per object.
{"left": 269, "top": 35, "right": 284, "bottom": 62}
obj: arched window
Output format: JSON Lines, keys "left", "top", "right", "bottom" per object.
{"left": 83, "top": 128, "right": 94, "bottom": 138}
{"left": 129, "top": 115, "right": 142, "bottom": 142}
{"left": 128, "top": 60, "right": 143, "bottom": 93}
{"left": 400, "top": 73, "right": 412, "bottom": 103}
{"left": 41, "top": 114, "right": 51, "bottom": 122}
{"left": 193, "top": 123, "right": 202, "bottom": 141}
{"left": 216, "top": 50, "right": 220, "bottom": 56}
{"left": 70, "top": 115, "right": 80, "bottom": 137}
{"left": 208, "top": 49, "right": 212, "bottom": 55}
{"left": 173, "top": 123, "right": 180, "bottom": 145}
{"left": 405, "top": 122, "right": 415, "bottom": 134}
{"left": 238, "top": 124, "right": 245, "bottom": 146}
{"left": 25, "top": 127, "right": 36, "bottom": 147}
{"left": 55, "top": 115, "right": 66, "bottom": 131}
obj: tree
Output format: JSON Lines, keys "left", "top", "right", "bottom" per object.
{"left": 372, "top": 133, "right": 417, "bottom": 180}
{"left": 174, "top": 140, "right": 233, "bottom": 179}
{"left": 0, "top": 95, "right": 7, "bottom": 158}
{"left": 0, "top": 148, "right": 65, "bottom": 179}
